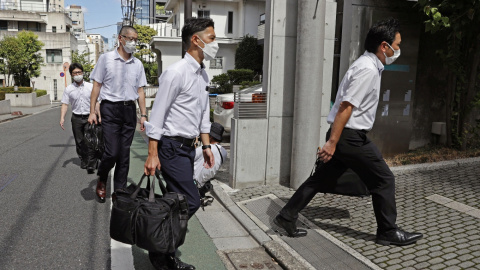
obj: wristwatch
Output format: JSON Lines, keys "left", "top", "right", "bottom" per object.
{"left": 202, "top": 145, "right": 211, "bottom": 150}
{"left": 140, "top": 114, "right": 148, "bottom": 119}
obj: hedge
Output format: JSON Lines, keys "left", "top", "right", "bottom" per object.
{"left": 0, "top": 87, "right": 46, "bottom": 100}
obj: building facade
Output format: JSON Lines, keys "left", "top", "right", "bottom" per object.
{"left": 0, "top": 1, "right": 77, "bottom": 101}
{"left": 150, "top": 0, "right": 265, "bottom": 79}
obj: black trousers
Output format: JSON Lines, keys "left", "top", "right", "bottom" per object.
{"left": 150, "top": 136, "right": 201, "bottom": 259}
{"left": 97, "top": 101, "right": 137, "bottom": 191}
{"left": 280, "top": 128, "right": 397, "bottom": 234}
{"left": 71, "top": 114, "right": 96, "bottom": 168}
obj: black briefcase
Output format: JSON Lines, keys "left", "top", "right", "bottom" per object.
{"left": 110, "top": 173, "right": 189, "bottom": 253}
{"left": 313, "top": 158, "right": 370, "bottom": 197}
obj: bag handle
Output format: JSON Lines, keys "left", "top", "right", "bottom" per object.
{"left": 130, "top": 174, "right": 149, "bottom": 199}
{"left": 154, "top": 171, "right": 168, "bottom": 195}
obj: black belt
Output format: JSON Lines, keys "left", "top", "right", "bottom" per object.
{"left": 72, "top": 113, "right": 89, "bottom": 118}
{"left": 163, "top": 136, "right": 196, "bottom": 147}
{"left": 102, "top": 100, "right": 135, "bottom": 106}
{"left": 344, "top": 127, "right": 368, "bottom": 134}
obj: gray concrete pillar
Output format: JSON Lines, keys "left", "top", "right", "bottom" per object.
{"left": 290, "top": 0, "right": 328, "bottom": 189}
{"left": 264, "top": 0, "right": 298, "bottom": 186}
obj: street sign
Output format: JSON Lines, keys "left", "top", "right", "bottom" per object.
{"left": 63, "top": 62, "right": 70, "bottom": 71}
{"left": 60, "top": 72, "right": 65, "bottom": 77}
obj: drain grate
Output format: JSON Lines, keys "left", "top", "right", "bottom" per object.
{"left": 240, "top": 196, "right": 372, "bottom": 270}
{"left": 0, "top": 174, "right": 17, "bottom": 192}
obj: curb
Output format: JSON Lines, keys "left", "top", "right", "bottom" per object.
{"left": 390, "top": 156, "right": 480, "bottom": 174}
{"left": 211, "top": 180, "right": 311, "bottom": 270}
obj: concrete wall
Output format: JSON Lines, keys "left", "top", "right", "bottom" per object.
{"left": 0, "top": 100, "right": 11, "bottom": 115}
{"left": 5, "top": 93, "right": 51, "bottom": 107}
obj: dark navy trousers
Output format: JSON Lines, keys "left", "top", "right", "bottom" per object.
{"left": 97, "top": 101, "right": 137, "bottom": 191}
{"left": 158, "top": 137, "right": 201, "bottom": 217}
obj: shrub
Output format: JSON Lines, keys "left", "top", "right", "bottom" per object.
{"left": 227, "top": 69, "right": 254, "bottom": 85}
{"left": 240, "top": 80, "right": 261, "bottom": 89}
{"left": 0, "top": 92, "right": 4, "bottom": 101}
{"left": 0, "top": 87, "right": 34, "bottom": 100}
{"left": 211, "top": 73, "right": 232, "bottom": 94}
{"left": 35, "top": 89, "right": 47, "bottom": 97}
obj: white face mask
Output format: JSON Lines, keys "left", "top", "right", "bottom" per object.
{"left": 198, "top": 37, "right": 219, "bottom": 61}
{"left": 122, "top": 37, "right": 137, "bottom": 54}
{"left": 384, "top": 43, "right": 400, "bottom": 65}
{"left": 73, "top": 75, "right": 83, "bottom": 82}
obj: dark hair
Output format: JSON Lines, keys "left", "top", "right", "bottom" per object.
{"left": 119, "top": 25, "right": 137, "bottom": 36}
{"left": 69, "top": 63, "right": 83, "bottom": 75}
{"left": 364, "top": 18, "right": 400, "bottom": 53}
{"left": 181, "top": 18, "right": 215, "bottom": 48}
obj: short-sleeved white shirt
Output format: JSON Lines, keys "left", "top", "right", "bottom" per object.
{"left": 327, "top": 51, "right": 384, "bottom": 131}
{"left": 61, "top": 81, "right": 93, "bottom": 115}
{"left": 90, "top": 48, "right": 147, "bottom": 102}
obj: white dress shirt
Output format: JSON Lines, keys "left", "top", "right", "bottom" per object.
{"left": 89, "top": 49, "right": 147, "bottom": 102}
{"left": 61, "top": 81, "right": 93, "bottom": 115}
{"left": 327, "top": 51, "right": 384, "bottom": 131}
{"left": 193, "top": 143, "right": 227, "bottom": 186}
{"left": 145, "top": 53, "right": 211, "bottom": 140}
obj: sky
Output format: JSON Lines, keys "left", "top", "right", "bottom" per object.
{"left": 65, "top": 0, "right": 124, "bottom": 48}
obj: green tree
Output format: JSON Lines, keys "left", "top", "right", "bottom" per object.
{"left": 72, "top": 50, "right": 94, "bottom": 81}
{"left": 234, "top": 34, "right": 263, "bottom": 75}
{"left": 416, "top": 0, "right": 480, "bottom": 150}
{"left": 134, "top": 24, "right": 158, "bottom": 85}
{"left": 15, "top": 31, "right": 44, "bottom": 87}
{"left": 0, "top": 36, "right": 23, "bottom": 86}
{"left": 0, "top": 32, "right": 43, "bottom": 87}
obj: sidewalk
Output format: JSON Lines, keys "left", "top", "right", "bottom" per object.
{"left": 212, "top": 156, "right": 480, "bottom": 270}
{"left": 0, "top": 103, "right": 62, "bottom": 123}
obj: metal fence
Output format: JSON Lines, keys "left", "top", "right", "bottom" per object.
{"left": 144, "top": 86, "right": 158, "bottom": 98}
{"left": 234, "top": 92, "right": 268, "bottom": 119}
{"left": 0, "top": 1, "right": 65, "bottom": 13}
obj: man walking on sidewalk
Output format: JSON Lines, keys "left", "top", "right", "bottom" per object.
{"left": 60, "top": 63, "right": 98, "bottom": 174}
{"left": 275, "top": 18, "right": 423, "bottom": 246}
{"left": 88, "top": 25, "right": 148, "bottom": 203}
{"left": 144, "top": 18, "right": 216, "bottom": 270}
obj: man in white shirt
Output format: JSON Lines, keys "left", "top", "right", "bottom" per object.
{"left": 194, "top": 122, "right": 227, "bottom": 200}
{"left": 275, "top": 18, "right": 423, "bottom": 247}
{"left": 88, "top": 26, "right": 148, "bottom": 203}
{"left": 144, "top": 18, "right": 216, "bottom": 270}
{"left": 60, "top": 63, "right": 98, "bottom": 174}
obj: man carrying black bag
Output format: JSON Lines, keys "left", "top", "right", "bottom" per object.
{"left": 144, "top": 18, "right": 216, "bottom": 270}
{"left": 275, "top": 18, "right": 423, "bottom": 247}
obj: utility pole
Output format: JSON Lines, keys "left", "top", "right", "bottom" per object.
{"left": 182, "top": 0, "right": 192, "bottom": 57}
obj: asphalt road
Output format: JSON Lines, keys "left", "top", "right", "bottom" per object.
{"left": 0, "top": 107, "right": 111, "bottom": 269}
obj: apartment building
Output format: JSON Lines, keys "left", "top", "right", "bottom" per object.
{"left": 0, "top": 0, "right": 77, "bottom": 101}
{"left": 150, "top": 0, "right": 266, "bottom": 77}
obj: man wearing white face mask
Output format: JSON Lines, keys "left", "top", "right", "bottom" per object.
{"left": 88, "top": 26, "right": 148, "bottom": 203}
{"left": 275, "top": 18, "right": 423, "bottom": 247}
{"left": 60, "top": 63, "right": 99, "bottom": 174}
{"left": 144, "top": 18, "right": 216, "bottom": 270}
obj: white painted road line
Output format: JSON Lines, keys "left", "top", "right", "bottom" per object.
{"left": 426, "top": 194, "right": 480, "bottom": 219}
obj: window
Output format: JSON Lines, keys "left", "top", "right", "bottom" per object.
{"left": 52, "top": 26, "right": 56, "bottom": 33}
{"left": 198, "top": 10, "right": 210, "bottom": 18}
{"left": 210, "top": 57, "right": 223, "bottom": 69}
{"left": 18, "top": 21, "right": 40, "bottom": 32}
{"left": 227, "top": 12, "right": 233, "bottom": 34}
{"left": 0, "top": 20, "right": 7, "bottom": 30}
{"left": 72, "top": 21, "right": 79, "bottom": 25}
{"left": 46, "top": 49, "right": 63, "bottom": 63}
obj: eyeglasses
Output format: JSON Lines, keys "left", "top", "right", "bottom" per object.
{"left": 72, "top": 71, "right": 83, "bottom": 75}
{"left": 121, "top": 35, "right": 138, "bottom": 42}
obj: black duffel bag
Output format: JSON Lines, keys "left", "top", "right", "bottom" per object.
{"left": 110, "top": 172, "right": 189, "bottom": 253}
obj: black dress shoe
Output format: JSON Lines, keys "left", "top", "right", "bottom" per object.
{"left": 168, "top": 256, "right": 195, "bottom": 270}
{"left": 376, "top": 228, "right": 423, "bottom": 246}
{"left": 274, "top": 214, "right": 307, "bottom": 238}
{"left": 87, "top": 167, "right": 95, "bottom": 174}
{"left": 96, "top": 178, "right": 106, "bottom": 203}
{"left": 149, "top": 253, "right": 195, "bottom": 270}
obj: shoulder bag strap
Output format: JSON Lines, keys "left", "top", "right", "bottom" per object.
{"left": 214, "top": 144, "right": 223, "bottom": 164}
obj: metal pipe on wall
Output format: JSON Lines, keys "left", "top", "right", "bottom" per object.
{"left": 181, "top": 0, "right": 192, "bottom": 57}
